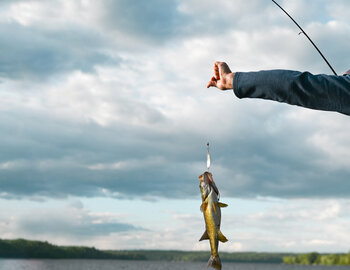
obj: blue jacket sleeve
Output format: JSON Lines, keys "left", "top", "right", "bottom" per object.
{"left": 233, "top": 70, "right": 350, "bottom": 115}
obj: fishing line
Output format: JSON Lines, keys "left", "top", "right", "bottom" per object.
{"left": 271, "top": 0, "right": 337, "bottom": 76}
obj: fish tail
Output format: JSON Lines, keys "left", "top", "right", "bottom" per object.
{"left": 207, "top": 254, "right": 221, "bottom": 270}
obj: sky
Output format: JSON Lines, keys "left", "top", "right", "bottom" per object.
{"left": 0, "top": 0, "right": 350, "bottom": 253}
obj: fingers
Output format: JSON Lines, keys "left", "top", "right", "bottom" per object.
{"left": 214, "top": 62, "right": 221, "bottom": 80}
{"left": 208, "top": 62, "right": 232, "bottom": 89}
{"left": 215, "top": 61, "right": 226, "bottom": 81}
{"left": 207, "top": 76, "right": 217, "bottom": 88}
{"left": 214, "top": 61, "right": 232, "bottom": 78}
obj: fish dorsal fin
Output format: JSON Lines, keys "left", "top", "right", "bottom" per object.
{"left": 200, "top": 202, "right": 208, "bottom": 212}
{"left": 218, "top": 202, "right": 228, "bottom": 208}
{"left": 199, "top": 230, "right": 210, "bottom": 241}
{"left": 218, "top": 230, "right": 228, "bottom": 243}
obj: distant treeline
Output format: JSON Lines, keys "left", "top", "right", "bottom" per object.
{"left": 108, "top": 250, "right": 291, "bottom": 263}
{"left": 0, "top": 238, "right": 292, "bottom": 262}
{"left": 0, "top": 239, "right": 144, "bottom": 260}
{"left": 2, "top": 238, "right": 349, "bottom": 265}
{"left": 283, "top": 252, "right": 350, "bottom": 265}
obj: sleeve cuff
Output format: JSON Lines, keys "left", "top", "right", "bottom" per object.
{"left": 233, "top": 72, "right": 242, "bottom": 98}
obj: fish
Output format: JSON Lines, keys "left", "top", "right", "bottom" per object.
{"left": 198, "top": 171, "right": 228, "bottom": 270}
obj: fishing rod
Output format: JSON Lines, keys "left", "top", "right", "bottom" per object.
{"left": 271, "top": 0, "right": 337, "bottom": 76}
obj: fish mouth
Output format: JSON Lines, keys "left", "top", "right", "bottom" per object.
{"left": 198, "top": 174, "right": 204, "bottom": 183}
{"left": 202, "top": 171, "right": 219, "bottom": 196}
{"left": 198, "top": 172, "right": 212, "bottom": 183}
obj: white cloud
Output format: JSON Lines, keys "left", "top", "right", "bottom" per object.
{"left": 5, "top": 0, "right": 98, "bottom": 29}
{"left": 0, "top": 0, "right": 350, "bottom": 252}
{"left": 3, "top": 197, "right": 350, "bottom": 252}
{"left": 87, "top": 156, "right": 166, "bottom": 171}
{"left": 327, "top": 1, "right": 350, "bottom": 24}
{"left": 0, "top": 199, "right": 142, "bottom": 243}
{"left": 227, "top": 199, "right": 350, "bottom": 252}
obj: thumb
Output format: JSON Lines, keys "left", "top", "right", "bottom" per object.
{"left": 207, "top": 76, "right": 217, "bottom": 88}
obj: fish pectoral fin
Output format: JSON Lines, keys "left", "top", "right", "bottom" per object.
{"left": 199, "top": 230, "right": 210, "bottom": 241}
{"left": 200, "top": 202, "right": 208, "bottom": 212}
{"left": 218, "top": 230, "right": 228, "bottom": 243}
{"left": 218, "top": 202, "right": 228, "bottom": 208}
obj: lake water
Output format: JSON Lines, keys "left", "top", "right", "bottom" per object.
{"left": 0, "top": 259, "right": 349, "bottom": 270}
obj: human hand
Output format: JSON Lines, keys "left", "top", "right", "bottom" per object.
{"left": 343, "top": 69, "right": 350, "bottom": 76}
{"left": 207, "top": 61, "right": 234, "bottom": 90}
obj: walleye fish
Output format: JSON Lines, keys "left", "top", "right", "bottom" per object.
{"left": 198, "top": 171, "right": 228, "bottom": 270}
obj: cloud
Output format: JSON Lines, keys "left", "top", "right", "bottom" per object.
{"left": 100, "top": 0, "right": 186, "bottom": 43}
{"left": 0, "top": 0, "right": 349, "bottom": 201}
{"left": 1, "top": 0, "right": 188, "bottom": 52}
{"left": 326, "top": 0, "right": 350, "bottom": 24}
{"left": 21, "top": 217, "right": 139, "bottom": 237}
{"left": 1, "top": 56, "right": 350, "bottom": 201}
{"left": 225, "top": 198, "right": 350, "bottom": 252}
{"left": 1, "top": 0, "right": 350, "bottom": 254}
{"left": 2, "top": 202, "right": 144, "bottom": 241}
{"left": 3, "top": 197, "right": 348, "bottom": 252}
{"left": 1, "top": 94, "right": 350, "bottom": 200}
{"left": 0, "top": 23, "right": 115, "bottom": 80}
{"left": 0, "top": 0, "right": 347, "bottom": 81}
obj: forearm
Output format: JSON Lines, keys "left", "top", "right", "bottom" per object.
{"left": 233, "top": 70, "right": 350, "bottom": 115}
